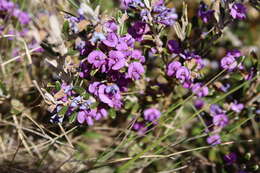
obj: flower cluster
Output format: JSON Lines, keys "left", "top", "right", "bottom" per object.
{"left": 198, "top": 2, "right": 215, "bottom": 23}
{"left": 49, "top": 82, "right": 108, "bottom": 126}
{"left": 133, "top": 108, "right": 161, "bottom": 135}
{"left": 45, "top": 1, "right": 254, "bottom": 149}
{"left": 47, "top": 5, "right": 150, "bottom": 126}
{"left": 206, "top": 99, "right": 244, "bottom": 146}
{"left": 206, "top": 104, "right": 228, "bottom": 145}
{"left": 220, "top": 50, "right": 242, "bottom": 71}
{"left": 198, "top": 1, "right": 247, "bottom": 23}
{"left": 0, "top": 0, "right": 30, "bottom": 25}
{"left": 166, "top": 40, "right": 205, "bottom": 89}
{"left": 230, "top": 3, "right": 247, "bottom": 20}
{"left": 121, "top": 0, "right": 177, "bottom": 27}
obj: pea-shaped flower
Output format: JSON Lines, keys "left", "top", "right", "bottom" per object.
{"left": 143, "top": 108, "right": 161, "bottom": 122}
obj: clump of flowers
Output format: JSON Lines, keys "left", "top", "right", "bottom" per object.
{"left": 229, "top": 3, "right": 247, "bottom": 20}
{"left": 198, "top": 2, "right": 215, "bottom": 23}
{"left": 43, "top": 0, "right": 258, "bottom": 151}
{"left": 0, "top": 0, "right": 30, "bottom": 25}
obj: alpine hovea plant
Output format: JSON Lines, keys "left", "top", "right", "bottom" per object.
{"left": 40, "top": 0, "right": 259, "bottom": 171}
{"left": 0, "top": 0, "right": 259, "bottom": 172}
{"left": 44, "top": 0, "right": 257, "bottom": 141}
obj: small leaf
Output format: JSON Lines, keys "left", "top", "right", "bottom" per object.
{"left": 109, "top": 109, "right": 116, "bottom": 119}
{"left": 62, "top": 20, "right": 70, "bottom": 37}
{"left": 55, "top": 81, "right": 61, "bottom": 91}
{"left": 58, "top": 106, "right": 68, "bottom": 116}
{"left": 73, "top": 86, "right": 86, "bottom": 94}
{"left": 90, "top": 102, "right": 99, "bottom": 109}
{"left": 173, "top": 22, "right": 185, "bottom": 41}
{"left": 186, "top": 23, "right": 192, "bottom": 37}
{"left": 66, "top": 49, "right": 78, "bottom": 56}
{"left": 69, "top": 112, "right": 77, "bottom": 123}
{"left": 82, "top": 93, "right": 90, "bottom": 99}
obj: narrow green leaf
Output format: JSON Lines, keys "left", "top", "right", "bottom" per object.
{"left": 58, "top": 106, "right": 68, "bottom": 117}
{"left": 62, "top": 20, "right": 70, "bottom": 38}
{"left": 69, "top": 112, "right": 77, "bottom": 123}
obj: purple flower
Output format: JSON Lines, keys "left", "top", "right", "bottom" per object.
{"left": 213, "top": 114, "right": 228, "bottom": 128}
{"left": 152, "top": 2, "right": 178, "bottom": 26}
{"left": 176, "top": 66, "right": 190, "bottom": 83}
{"left": 75, "top": 39, "right": 86, "bottom": 50}
{"left": 79, "top": 100, "right": 93, "bottom": 110}
{"left": 140, "top": 9, "right": 149, "bottom": 22}
{"left": 95, "top": 108, "right": 108, "bottom": 120}
{"left": 148, "top": 47, "right": 158, "bottom": 58}
{"left": 79, "top": 61, "right": 90, "bottom": 78}
{"left": 90, "top": 32, "right": 106, "bottom": 44}
{"left": 221, "top": 55, "right": 237, "bottom": 71}
{"left": 116, "top": 39, "right": 128, "bottom": 51}
{"left": 230, "top": 3, "right": 246, "bottom": 20}
{"left": 77, "top": 110, "right": 95, "bottom": 126}
{"left": 198, "top": 2, "right": 215, "bottom": 23}
{"left": 130, "top": 50, "right": 145, "bottom": 63}
{"left": 120, "top": 0, "right": 133, "bottom": 9}
{"left": 128, "top": 21, "right": 149, "bottom": 41}
{"left": 61, "top": 83, "right": 74, "bottom": 97}
{"left": 1, "top": 1, "right": 30, "bottom": 25}
{"left": 210, "top": 104, "right": 224, "bottom": 116}
{"left": 227, "top": 49, "right": 241, "bottom": 58}
{"left": 133, "top": 122, "right": 147, "bottom": 135}
{"left": 195, "top": 57, "right": 205, "bottom": 70}
{"left": 108, "top": 50, "right": 126, "bottom": 70}
{"left": 224, "top": 153, "right": 237, "bottom": 165}
{"left": 245, "top": 67, "right": 256, "bottom": 80}
{"left": 194, "top": 99, "right": 204, "bottom": 110}
{"left": 0, "top": 0, "right": 15, "bottom": 11}
{"left": 167, "top": 61, "right": 182, "bottom": 77}
{"left": 167, "top": 40, "right": 180, "bottom": 54}
{"left": 88, "top": 82, "right": 101, "bottom": 96}
{"left": 128, "top": 0, "right": 144, "bottom": 8}
{"left": 220, "top": 83, "right": 231, "bottom": 92}
{"left": 70, "top": 96, "right": 83, "bottom": 109}
{"left": 191, "top": 83, "right": 209, "bottom": 98}
{"left": 98, "top": 84, "right": 122, "bottom": 109}
{"left": 127, "top": 62, "right": 145, "bottom": 80}
{"left": 102, "top": 32, "right": 118, "bottom": 48}
{"left": 120, "top": 34, "right": 135, "bottom": 48}
{"left": 207, "top": 134, "right": 221, "bottom": 146}
{"left": 152, "top": 0, "right": 164, "bottom": 9}
{"left": 17, "top": 11, "right": 30, "bottom": 24}
{"left": 87, "top": 50, "right": 107, "bottom": 71}
{"left": 65, "top": 15, "right": 79, "bottom": 33}
{"left": 230, "top": 100, "right": 244, "bottom": 113}
{"left": 143, "top": 108, "right": 161, "bottom": 122}
{"left": 104, "top": 20, "right": 118, "bottom": 33}
{"left": 179, "top": 51, "right": 201, "bottom": 60}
